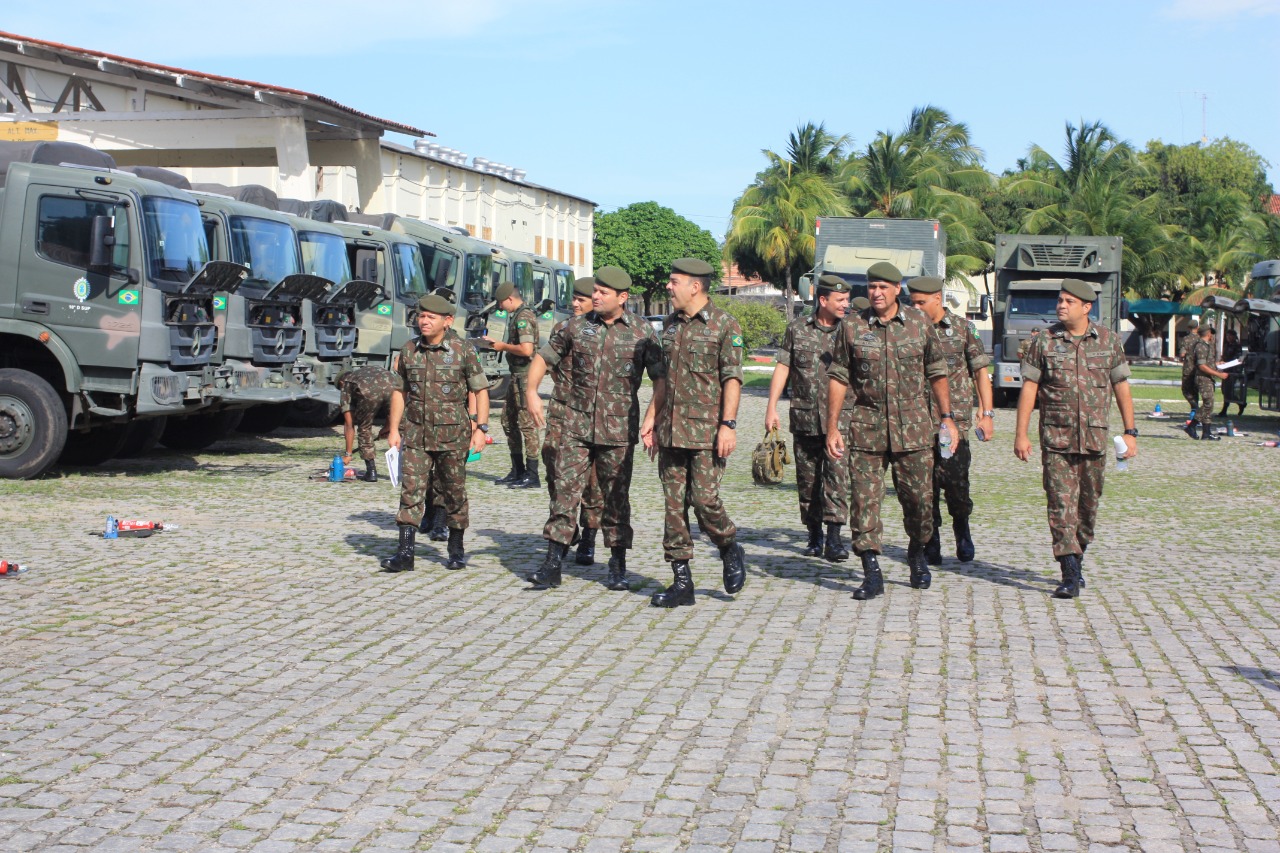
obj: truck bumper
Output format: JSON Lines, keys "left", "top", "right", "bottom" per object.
{"left": 136, "top": 363, "right": 217, "bottom": 416}
{"left": 212, "top": 360, "right": 309, "bottom": 405}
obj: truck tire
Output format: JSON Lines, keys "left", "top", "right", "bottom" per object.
{"left": 159, "top": 410, "right": 245, "bottom": 451}
{"left": 117, "top": 417, "right": 168, "bottom": 458}
{"left": 236, "top": 404, "right": 292, "bottom": 435}
{"left": 58, "top": 423, "right": 131, "bottom": 467}
{"left": 488, "top": 375, "right": 511, "bottom": 407}
{"left": 285, "top": 399, "right": 342, "bottom": 428}
{"left": 0, "top": 368, "right": 69, "bottom": 480}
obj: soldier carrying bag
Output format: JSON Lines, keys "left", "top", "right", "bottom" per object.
{"left": 751, "top": 427, "right": 791, "bottom": 485}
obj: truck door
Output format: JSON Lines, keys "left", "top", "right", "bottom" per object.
{"left": 18, "top": 186, "right": 142, "bottom": 377}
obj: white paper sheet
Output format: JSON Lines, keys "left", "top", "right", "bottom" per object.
{"left": 385, "top": 447, "right": 401, "bottom": 488}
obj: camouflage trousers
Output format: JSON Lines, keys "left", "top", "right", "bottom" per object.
{"left": 1041, "top": 450, "right": 1106, "bottom": 558}
{"left": 394, "top": 427, "right": 469, "bottom": 530}
{"left": 848, "top": 448, "right": 934, "bottom": 555}
{"left": 543, "top": 441, "right": 635, "bottom": 548}
{"left": 658, "top": 447, "right": 737, "bottom": 562}
{"left": 350, "top": 400, "right": 384, "bottom": 461}
{"left": 502, "top": 373, "right": 541, "bottom": 458}
{"left": 1191, "top": 377, "right": 1216, "bottom": 426}
{"left": 793, "top": 433, "right": 850, "bottom": 526}
{"left": 543, "top": 405, "right": 602, "bottom": 530}
{"left": 932, "top": 438, "right": 974, "bottom": 523}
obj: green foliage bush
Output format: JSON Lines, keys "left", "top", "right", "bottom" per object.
{"left": 711, "top": 296, "right": 787, "bottom": 353}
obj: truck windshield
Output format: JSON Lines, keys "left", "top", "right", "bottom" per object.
{"left": 142, "top": 197, "right": 209, "bottom": 284}
{"left": 463, "top": 254, "right": 492, "bottom": 306}
{"left": 298, "top": 231, "right": 352, "bottom": 284}
{"left": 391, "top": 242, "right": 429, "bottom": 299}
{"left": 1249, "top": 275, "right": 1278, "bottom": 300}
{"left": 1010, "top": 292, "right": 1100, "bottom": 318}
{"left": 418, "top": 242, "right": 460, "bottom": 291}
{"left": 513, "top": 261, "right": 534, "bottom": 302}
{"left": 228, "top": 216, "right": 299, "bottom": 290}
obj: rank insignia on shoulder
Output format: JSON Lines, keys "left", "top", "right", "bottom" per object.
{"left": 731, "top": 335, "right": 743, "bottom": 347}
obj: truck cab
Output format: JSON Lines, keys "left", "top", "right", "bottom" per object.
{"left": 1237, "top": 259, "right": 1280, "bottom": 409}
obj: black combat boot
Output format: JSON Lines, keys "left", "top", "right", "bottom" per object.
{"left": 380, "top": 525, "right": 416, "bottom": 573}
{"left": 651, "top": 561, "right": 695, "bottom": 607}
{"left": 953, "top": 516, "right": 975, "bottom": 563}
{"left": 358, "top": 459, "right": 378, "bottom": 482}
{"left": 1078, "top": 543, "right": 1087, "bottom": 589}
{"left": 802, "top": 520, "right": 825, "bottom": 557}
{"left": 509, "top": 457, "right": 541, "bottom": 489}
{"left": 575, "top": 527, "right": 597, "bottom": 566}
{"left": 606, "top": 547, "right": 629, "bottom": 591}
{"left": 495, "top": 451, "right": 524, "bottom": 485}
{"left": 1183, "top": 420, "right": 1199, "bottom": 439}
{"left": 720, "top": 540, "right": 746, "bottom": 594}
{"left": 907, "top": 539, "right": 932, "bottom": 590}
{"left": 852, "top": 552, "right": 884, "bottom": 601}
{"left": 823, "top": 522, "right": 849, "bottom": 562}
{"left": 527, "top": 542, "right": 567, "bottom": 589}
{"left": 421, "top": 506, "right": 449, "bottom": 541}
{"left": 924, "top": 527, "right": 943, "bottom": 566}
{"left": 1201, "top": 422, "right": 1220, "bottom": 441}
{"left": 445, "top": 528, "right": 466, "bottom": 570}
{"left": 1053, "top": 554, "right": 1082, "bottom": 599}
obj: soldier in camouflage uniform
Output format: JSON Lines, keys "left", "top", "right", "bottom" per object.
{"left": 1176, "top": 317, "right": 1200, "bottom": 363}
{"left": 641, "top": 257, "right": 747, "bottom": 607}
{"left": 907, "top": 276, "right": 996, "bottom": 565}
{"left": 337, "top": 365, "right": 397, "bottom": 482}
{"left": 1184, "top": 325, "right": 1228, "bottom": 441}
{"left": 381, "top": 293, "right": 491, "bottom": 574}
{"left": 526, "top": 266, "right": 666, "bottom": 591}
{"left": 484, "top": 280, "right": 541, "bottom": 489}
{"left": 1015, "top": 278, "right": 1138, "bottom": 599}
{"left": 765, "top": 274, "right": 854, "bottom": 562}
{"left": 826, "top": 262, "right": 959, "bottom": 601}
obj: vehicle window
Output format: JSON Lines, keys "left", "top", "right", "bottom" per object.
{"left": 228, "top": 216, "right": 300, "bottom": 287}
{"left": 463, "top": 254, "right": 492, "bottom": 306}
{"left": 37, "top": 195, "right": 130, "bottom": 271}
{"left": 532, "top": 269, "right": 551, "bottom": 305}
{"left": 142, "top": 197, "right": 208, "bottom": 283}
{"left": 298, "top": 231, "right": 352, "bottom": 283}
{"left": 493, "top": 260, "right": 509, "bottom": 292}
{"left": 555, "top": 269, "right": 573, "bottom": 311}
{"left": 514, "top": 262, "right": 534, "bottom": 302}
{"left": 392, "top": 242, "right": 428, "bottom": 299}
{"left": 1010, "top": 292, "right": 1100, "bottom": 318}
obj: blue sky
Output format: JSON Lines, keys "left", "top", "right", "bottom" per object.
{"left": 9, "top": 0, "right": 1279, "bottom": 239}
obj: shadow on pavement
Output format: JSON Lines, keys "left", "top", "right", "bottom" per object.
{"left": 1222, "top": 665, "right": 1280, "bottom": 692}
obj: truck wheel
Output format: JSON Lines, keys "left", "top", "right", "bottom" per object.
{"left": 286, "top": 399, "right": 342, "bottom": 428}
{"left": 117, "top": 417, "right": 168, "bottom": 459}
{"left": 159, "top": 410, "right": 245, "bottom": 451}
{"left": 236, "top": 404, "right": 292, "bottom": 435}
{"left": 488, "top": 375, "right": 511, "bottom": 407}
{"left": 0, "top": 368, "right": 69, "bottom": 480}
{"left": 58, "top": 423, "right": 131, "bottom": 467}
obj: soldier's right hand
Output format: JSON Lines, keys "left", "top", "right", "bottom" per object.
{"left": 764, "top": 408, "right": 780, "bottom": 433}
{"left": 388, "top": 429, "right": 401, "bottom": 450}
{"left": 527, "top": 390, "right": 545, "bottom": 427}
{"left": 825, "top": 431, "right": 844, "bottom": 461}
{"left": 1013, "top": 434, "right": 1032, "bottom": 461}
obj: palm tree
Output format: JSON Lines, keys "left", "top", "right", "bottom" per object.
{"left": 777, "top": 122, "right": 852, "bottom": 179}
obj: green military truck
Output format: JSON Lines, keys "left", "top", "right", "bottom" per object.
{"left": 799, "top": 217, "right": 947, "bottom": 301}
{"left": 0, "top": 141, "right": 249, "bottom": 478}
{"left": 990, "top": 234, "right": 1124, "bottom": 406}
{"left": 1232, "top": 259, "right": 1280, "bottom": 410}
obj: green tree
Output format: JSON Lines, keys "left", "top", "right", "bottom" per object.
{"left": 593, "top": 202, "right": 721, "bottom": 314}
{"left": 710, "top": 295, "right": 786, "bottom": 353}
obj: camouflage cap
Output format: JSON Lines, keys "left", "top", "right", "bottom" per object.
{"left": 594, "top": 265, "right": 632, "bottom": 292}
{"left": 494, "top": 281, "right": 517, "bottom": 302}
{"left": 866, "top": 261, "right": 903, "bottom": 284}
{"left": 908, "top": 275, "right": 943, "bottom": 294}
{"left": 852, "top": 296, "right": 871, "bottom": 311}
{"left": 417, "top": 292, "right": 456, "bottom": 316}
{"left": 817, "top": 274, "right": 851, "bottom": 293}
{"left": 671, "top": 257, "right": 714, "bottom": 277}
{"left": 1060, "top": 278, "right": 1097, "bottom": 303}
{"left": 573, "top": 276, "right": 596, "bottom": 298}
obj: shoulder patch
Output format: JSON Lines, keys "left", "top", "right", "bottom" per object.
{"left": 731, "top": 335, "right": 744, "bottom": 347}
{"left": 517, "top": 320, "right": 528, "bottom": 328}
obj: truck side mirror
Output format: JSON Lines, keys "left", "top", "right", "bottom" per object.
{"left": 979, "top": 294, "right": 991, "bottom": 321}
{"left": 797, "top": 275, "right": 813, "bottom": 303}
{"left": 359, "top": 257, "right": 378, "bottom": 283}
{"left": 89, "top": 215, "right": 116, "bottom": 268}
{"left": 1120, "top": 299, "right": 1129, "bottom": 318}
{"left": 536, "top": 298, "right": 554, "bottom": 314}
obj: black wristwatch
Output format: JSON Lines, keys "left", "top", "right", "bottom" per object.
{"left": 476, "top": 423, "right": 489, "bottom": 433}
{"left": 719, "top": 419, "right": 737, "bottom": 429}
{"left": 939, "top": 412, "right": 955, "bottom": 421}
{"left": 1123, "top": 428, "right": 1138, "bottom": 437}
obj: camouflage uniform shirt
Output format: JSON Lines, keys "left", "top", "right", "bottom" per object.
{"left": 541, "top": 311, "right": 665, "bottom": 446}
{"left": 505, "top": 305, "right": 539, "bottom": 376}
{"left": 655, "top": 303, "right": 745, "bottom": 450}
{"left": 777, "top": 314, "right": 851, "bottom": 436}
{"left": 926, "top": 307, "right": 990, "bottom": 434}
{"left": 340, "top": 365, "right": 396, "bottom": 418}
{"left": 828, "top": 306, "right": 948, "bottom": 453}
{"left": 1019, "top": 321, "right": 1130, "bottom": 455}
{"left": 393, "top": 334, "right": 489, "bottom": 451}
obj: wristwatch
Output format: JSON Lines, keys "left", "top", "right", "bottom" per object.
{"left": 719, "top": 419, "right": 737, "bottom": 429}
{"left": 981, "top": 410, "right": 996, "bottom": 418}
{"left": 939, "top": 412, "right": 955, "bottom": 420}
{"left": 476, "top": 423, "right": 489, "bottom": 433}
{"left": 1123, "top": 428, "right": 1139, "bottom": 437}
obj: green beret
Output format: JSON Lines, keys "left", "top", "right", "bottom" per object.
{"left": 851, "top": 296, "right": 871, "bottom": 311}
{"left": 817, "top": 274, "right": 851, "bottom": 293}
{"left": 671, "top": 257, "right": 714, "bottom": 277}
{"left": 909, "top": 276, "right": 943, "bottom": 294}
{"left": 1060, "top": 278, "right": 1097, "bottom": 303}
{"left": 494, "top": 281, "right": 517, "bottom": 302}
{"left": 431, "top": 286, "right": 457, "bottom": 305}
{"left": 866, "top": 261, "right": 903, "bottom": 284}
{"left": 1201, "top": 324, "right": 1216, "bottom": 335}
{"left": 573, "top": 276, "right": 596, "bottom": 298}
{"left": 417, "top": 293, "right": 456, "bottom": 316}
{"left": 594, "top": 265, "right": 632, "bottom": 292}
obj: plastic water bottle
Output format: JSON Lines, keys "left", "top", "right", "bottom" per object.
{"left": 1226, "top": 420, "right": 1235, "bottom": 437}
{"left": 939, "top": 424, "right": 953, "bottom": 459}
{"left": 1153, "top": 402, "right": 1162, "bottom": 416}
{"left": 0, "top": 560, "right": 30, "bottom": 578}
{"left": 1113, "top": 435, "right": 1129, "bottom": 471}
{"left": 329, "top": 455, "right": 345, "bottom": 482}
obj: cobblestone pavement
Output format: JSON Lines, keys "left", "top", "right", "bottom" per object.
{"left": 2, "top": 387, "right": 1279, "bottom": 852}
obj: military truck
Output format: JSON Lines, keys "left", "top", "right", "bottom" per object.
{"left": 799, "top": 217, "right": 947, "bottom": 301}
{"left": 989, "top": 234, "right": 1124, "bottom": 406}
{"left": 1231, "top": 259, "right": 1280, "bottom": 410}
{"left": 0, "top": 141, "right": 248, "bottom": 478}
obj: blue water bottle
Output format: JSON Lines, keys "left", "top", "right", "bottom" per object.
{"left": 329, "top": 455, "right": 345, "bottom": 482}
